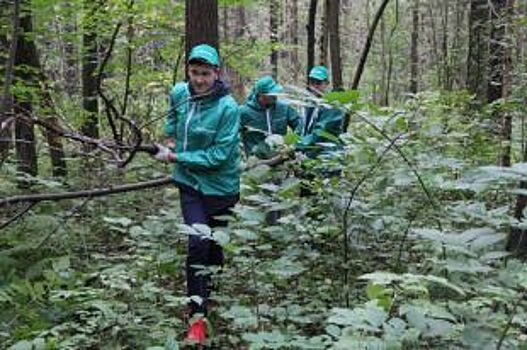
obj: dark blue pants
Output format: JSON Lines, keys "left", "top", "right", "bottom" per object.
{"left": 178, "top": 184, "right": 239, "bottom": 316}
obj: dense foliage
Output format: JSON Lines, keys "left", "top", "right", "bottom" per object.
{"left": 2, "top": 0, "right": 527, "bottom": 349}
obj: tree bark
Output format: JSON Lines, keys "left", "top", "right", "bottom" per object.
{"left": 410, "top": 0, "right": 419, "bottom": 94}
{"left": 81, "top": 0, "right": 99, "bottom": 146}
{"left": 440, "top": 0, "right": 451, "bottom": 90}
{"left": 0, "top": 0, "right": 20, "bottom": 163}
{"left": 224, "top": 4, "right": 245, "bottom": 102}
{"left": 44, "top": 116, "right": 67, "bottom": 177}
{"left": 467, "top": 0, "right": 489, "bottom": 102}
{"left": 14, "top": 0, "right": 38, "bottom": 184}
{"left": 328, "top": 0, "right": 343, "bottom": 90}
{"left": 270, "top": 0, "right": 279, "bottom": 78}
{"left": 319, "top": 0, "right": 330, "bottom": 66}
{"left": 185, "top": 0, "right": 219, "bottom": 60}
{"left": 487, "top": 0, "right": 506, "bottom": 104}
{"left": 307, "top": 0, "right": 318, "bottom": 80}
{"left": 384, "top": 0, "right": 399, "bottom": 106}
{"left": 287, "top": 0, "right": 300, "bottom": 81}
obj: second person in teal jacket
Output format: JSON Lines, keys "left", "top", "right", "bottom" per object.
{"left": 240, "top": 76, "right": 300, "bottom": 159}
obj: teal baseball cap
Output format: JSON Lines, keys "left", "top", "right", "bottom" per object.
{"left": 188, "top": 44, "right": 220, "bottom": 66}
{"left": 255, "top": 75, "right": 283, "bottom": 95}
{"left": 308, "top": 65, "right": 329, "bottom": 81}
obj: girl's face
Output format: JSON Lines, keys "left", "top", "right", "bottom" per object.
{"left": 257, "top": 94, "right": 277, "bottom": 108}
{"left": 188, "top": 63, "right": 219, "bottom": 94}
{"left": 309, "top": 79, "right": 329, "bottom": 94}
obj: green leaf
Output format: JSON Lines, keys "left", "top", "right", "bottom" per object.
{"left": 366, "top": 283, "right": 387, "bottom": 300}
{"left": 8, "top": 341, "right": 32, "bottom": 350}
{"left": 103, "top": 216, "right": 133, "bottom": 227}
{"left": 324, "top": 90, "right": 360, "bottom": 104}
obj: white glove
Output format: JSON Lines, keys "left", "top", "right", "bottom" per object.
{"left": 154, "top": 143, "right": 175, "bottom": 162}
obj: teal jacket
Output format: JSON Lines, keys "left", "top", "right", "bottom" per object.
{"left": 165, "top": 81, "right": 240, "bottom": 196}
{"left": 240, "top": 91, "right": 300, "bottom": 159}
{"left": 296, "top": 89, "right": 343, "bottom": 157}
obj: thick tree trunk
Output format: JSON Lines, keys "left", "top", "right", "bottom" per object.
{"left": 185, "top": 0, "right": 219, "bottom": 58}
{"left": 410, "top": 0, "right": 419, "bottom": 94}
{"left": 307, "top": 0, "right": 318, "bottom": 80}
{"left": 467, "top": 0, "right": 488, "bottom": 102}
{"left": 14, "top": 0, "right": 38, "bottom": 184}
{"left": 328, "top": 0, "right": 343, "bottom": 90}
{"left": 81, "top": 1, "right": 99, "bottom": 147}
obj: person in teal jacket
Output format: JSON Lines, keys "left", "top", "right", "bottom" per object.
{"left": 153, "top": 43, "right": 240, "bottom": 344}
{"left": 240, "top": 76, "right": 299, "bottom": 159}
{"left": 296, "top": 65, "right": 343, "bottom": 158}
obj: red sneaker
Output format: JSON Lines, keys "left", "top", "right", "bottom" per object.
{"left": 186, "top": 318, "right": 207, "bottom": 344}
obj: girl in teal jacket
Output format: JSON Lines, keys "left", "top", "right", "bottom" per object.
{"left": 154, "top": 44, "right": 240, "bottom": 344}
{"left": 240, "top": 76, "right": 299, "bottom": 159}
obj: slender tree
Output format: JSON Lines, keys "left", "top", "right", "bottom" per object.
{"left": 346, "top": 0, "right": 391, "bottom": 130}
{"left": 410, "top": 0, "right": 419, "bottom": 94}
{"left": 467, "top": 0, "right": 489, "bottom": 102}
{"left": 319, "top": 0, "right": 330, "bottom": 66}
{"left": 0, "top": 0, "right": 20, "bottom": 163}
{"left": 487, "top": 0, "right": 506, "bottom": 105}
{"left": 270, "top": 0, "right": 279, "bottom": 78}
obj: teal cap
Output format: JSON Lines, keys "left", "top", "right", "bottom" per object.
{"left": 308, "top": 65, "right": 329, "bottom": 81}
{"left": 254, "top": 75, "right": 283, "bottom": 95}
{"left": 188, "top": 44, "right": 220, "bottom": 66}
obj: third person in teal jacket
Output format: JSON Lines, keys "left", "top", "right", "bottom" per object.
{"left": 240, "top": 76, "right": 300, "bottom": 159}
{"left": 296, "top": 66, "right": 344, "bottom": 158}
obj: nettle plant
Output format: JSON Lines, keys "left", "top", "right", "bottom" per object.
{"left": 2, "top": 91, "right": 527, "bottom": 349}
{"left": 211, "top": 91, "right": 527, "bottom": 349}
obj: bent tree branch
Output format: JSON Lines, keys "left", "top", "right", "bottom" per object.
{"left": 0, "top": 177, "right": 174, "bottom": 207}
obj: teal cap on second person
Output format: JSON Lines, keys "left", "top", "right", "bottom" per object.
{"left": 308, "top": 65, "right": 329, "bottom": 81}
{"left": 188, "top": 44, "right": 220, "bottom": 66}
{"left": 254, "top": 75, "right": 283, "bottom": 95}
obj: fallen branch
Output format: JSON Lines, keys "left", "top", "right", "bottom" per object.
{"left": 0, "top": 176, "right": 173, "bottom": 207}
{"left": 0, "top": 154, "right": 292, "bottom": 208}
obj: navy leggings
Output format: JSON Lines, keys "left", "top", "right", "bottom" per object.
{"left": 178, "top": 184, "right": 239, "bottom": 316}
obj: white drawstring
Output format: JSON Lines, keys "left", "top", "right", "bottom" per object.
{"left": 184, "top": 102, "right": 197, "bottom": 151}
{"left": 266, "top": 108, "right": 272, "bottom": 135}
{"left": 300, "top": 107, "right": 306, "bottom": 136}
{"left": 306, "top": 107, "right": 319, "bottom": 134}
